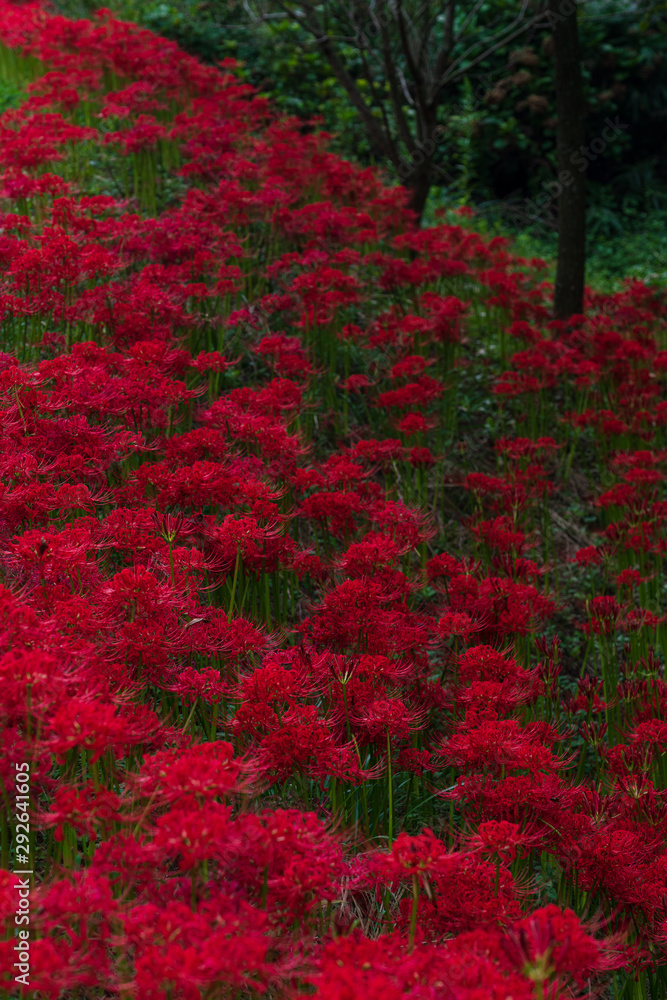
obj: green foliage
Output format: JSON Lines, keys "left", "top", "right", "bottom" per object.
{"left": 0, "top": 74, "right": 23, "bottom": 112}
{"left": 582, "top": 208, "right": 667, "bottom": 291}
{"left": 424, "top": 0, "right": 667, "bottom": 227}
{"left": 48, "top": 0, "right": 667, "bottom": 264}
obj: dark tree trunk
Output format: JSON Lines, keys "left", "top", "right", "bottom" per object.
{"left": 406, "top": 164, "right": 433, "bottom": 226}
{"left": 550, "top": 0, "right": 586, "bottom": 319}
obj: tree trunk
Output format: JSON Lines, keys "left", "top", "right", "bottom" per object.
{"left": 550, "top": 0, "right": 586, "bottom": 319}
{"left": 406, "top": 164, "right": 433, "bottom": 226}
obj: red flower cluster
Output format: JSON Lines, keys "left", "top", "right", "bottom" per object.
{"left": 0, "top": 4, "right": 664, "bottom": 999}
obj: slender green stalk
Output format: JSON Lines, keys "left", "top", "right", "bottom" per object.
{"left": 227, "top": 544, "right": 241, "bottom": 624}
{"left": 409, "top": 874, "right": 419, "bottom": 951}
{"left": 387, "top": 728, "right": 394, "bottom": 845}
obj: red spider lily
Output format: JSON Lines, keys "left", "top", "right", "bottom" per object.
{"left": 249, "top": 809, "right": 346, "bottom": 922}
{"left": 235, "top": 651, "right": 317, "bottom": 706}
{"left": 567, "top": 677, "right": 615, "bottom": 715}
{"left": 616, "top": 567, "right": 648, "bottom": 589}
{"left": 150, "top": 509, "right": 188, "bottom": 544}
{"left": 456, "top": 678, "right": 539, "bottom": 714}
{"left": 305, "top": 577, "right": 431, "bottom": 656}
{"left": 368, "top": 828, "right": 457, "bottom": 880}
{"left": 299, "top": 490, "right": 369, "bottom": 540}
{"left": 248, "top": 704, "right": 375, "bottom": 785}
{"left": 408, "top": 445, "right": 437, "bottom": 468}
{"left": 455, "top": 645, "right": 537, "bottom": 686}
{"left": 36, "top": 783, "right": 127, "bottom": 841}
{"left": 151, "top": 798, "right": 234, "bottom": 869}
{"left": 0, "top": 648, "right": 70, "bottom": 726}
{"left": 435, "top": 711, "right": 572, "bottom": 776}
{"left": 574, "top": 545, "right": 604, "bottom": 567}
{"left": 436, "top": 611, "right": 484, "bottom": 642}
{"left": 427, "top": 551, "right": 470, "bottom": 584}
{"left": 0, "top": 4, "right": 665, "bottom": 993}
{"left": 42, "top": 698, "right": 172, "bottom": 763}
{"left": 308, "top": 929, "right": 538, "bottom": 1000}
{"left": 395, "top": 747, "right": 432, "bottom": 775}
{"left": 338, "top": 531, "right": 408, "bottom": 575}
{"left": 471, "top": 516, "right": 527, "bottom": 556}
{"left": 130, "top": 741, "right": 246, "bottom": 805}
{"left": 466, "top": 820, "right": 543, "bottom": 861}
{"left": 204, "top": 513, "right": 293, "bottom": 577}
{"left": 355, "top": 654, "right": 415, "bottom": 683}
{"left": 375, "top": 375, "right": 444, "bottom": 412}
{"left": 352, "top": 697, "right": 427, "bottom": 746}
{"left": 581, "top": 719, "right": 611, "bottom": 754}
{"left": 584, "top": 595, "right": 625, "bottom": 636}
{"left": 502, "top": 905, "right": 626, "bottom": 988}
{"left": 122, "top": 892, "right": 289, "bottom": 997}
{"left": 446, "top": 574, "right": 556, "bottom": 639}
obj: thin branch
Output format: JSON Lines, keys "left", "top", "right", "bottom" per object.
{"left": 397, "top": 64, "right": 416, "bottom": 108}
{"left": 443, "top": 0, "right": 455, "bottom": 52}
{"left": 417, "top": 12, "right": 446, "bottom": 71}
{"left": 439, "top": 0, "right": 533, "bottom": 84}
{"left": 429, "top": 0, "right": 466, "bottom": 99}
{"left": 378, "top": 15, "right": 415, "bottom": 150}
{"left": 432, "top": 6, "right": 541, "bottom": 102}
{"left": 271, "top": 1, "right": 399, "bottom": 163}
{"left": 357, "top": 32, "right": 398, "bottom": 147}
{"left": 451, "top": 0, "right": 488, "bottom": 47}
{"left": 395, "top": 0, "right": 427, "bottom": 112}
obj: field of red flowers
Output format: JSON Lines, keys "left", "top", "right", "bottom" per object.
{"left": 1, "top": 4, "right": 667, "bottom": 998}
